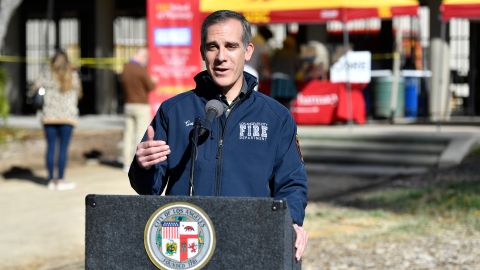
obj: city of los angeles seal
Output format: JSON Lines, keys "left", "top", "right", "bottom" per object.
{"left": 144, "top": 202, "right": 216, "bottom": 270}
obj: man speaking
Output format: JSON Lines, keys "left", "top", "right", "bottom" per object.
{"left": 128, "top": 10, "right": 308, "bottom": 260}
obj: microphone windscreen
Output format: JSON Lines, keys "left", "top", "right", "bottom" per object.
{"left": 205, "top": 99, "right": 224, "bottom": 118}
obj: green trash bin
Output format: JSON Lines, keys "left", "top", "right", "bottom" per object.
{"left": 374, "top": 76, "right": 404, "bottom": 118}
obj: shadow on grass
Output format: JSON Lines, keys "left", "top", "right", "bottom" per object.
{"left": 333, "top": 181, "right": 480, "bottom": 216}
{"left": 1, "top": 166, "right": 47, "bottom": 186}
{"left": 318, "top": 149, "right": 480, "bottom": 225}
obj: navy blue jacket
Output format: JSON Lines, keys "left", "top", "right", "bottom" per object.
{"left": 129, "top": 71, "right": 308, "bottom": 225}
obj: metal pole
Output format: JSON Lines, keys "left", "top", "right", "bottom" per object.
{"left": 45, "top": 0, "right": 54, "bottom": 58}
{"left": 438, "top": 19, "right": 447, "bottom": 131}
{"left": 390, "top": 24, "right": 402, "bottom": 124}
{"left": 342, "top": 22, "right": 353, "bottom": 127}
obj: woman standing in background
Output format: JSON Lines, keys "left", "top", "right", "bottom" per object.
{"left": 35, "top": 50, "right": 82, "bottom": 190}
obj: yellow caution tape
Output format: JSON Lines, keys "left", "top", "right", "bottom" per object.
{"left": 2, "top": 53, "right": 398, "bottom": 68}
{"left": 0, "top": 55, "right": 43, "bottom": 63}
{"left": 371, "top": 53, "right": 395, "bottom": 60}
{"left": 0, "top": 55, "right": 129, "bottom": 70}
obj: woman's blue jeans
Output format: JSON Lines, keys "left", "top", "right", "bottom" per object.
{"left": 43, "top": 124, "right": 74, "bottom": 180}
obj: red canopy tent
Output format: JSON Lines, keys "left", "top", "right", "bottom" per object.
{"left": 200, "top": 0, "right": 418, "bottom": 23}
{"left": 440, "top": 0, "right": 480, "bottom": 117}
{"left": 441, "top": 0, "right": 480, "bottom": 20}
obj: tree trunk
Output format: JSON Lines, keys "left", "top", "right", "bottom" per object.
{"left": 0, "top": 0, "right": 23, "bottom": 51}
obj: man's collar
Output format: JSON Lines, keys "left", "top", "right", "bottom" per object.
{"left": 239, "top": 77, "right": 248, "bottom": 96}
{"left": 193, "top": 70, "right": 257, "bottom": 102}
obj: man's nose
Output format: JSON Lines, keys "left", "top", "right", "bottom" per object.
{"left": 216, "top": 47, "right": 226, "bottom": 61}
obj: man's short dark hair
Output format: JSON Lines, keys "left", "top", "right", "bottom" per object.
{"left": 200, "top": 10, "right": 252, "bottom": 56}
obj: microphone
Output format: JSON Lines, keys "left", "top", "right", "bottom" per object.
{"left": 201, "top": 99, "right": 224, "bottom": 136}
{"left": 189, "top": 99, "right": 224, "bottom": 195}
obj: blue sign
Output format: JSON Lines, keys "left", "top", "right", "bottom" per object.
{"left": 154, "top": 27, "right": 192, "bottom": 46}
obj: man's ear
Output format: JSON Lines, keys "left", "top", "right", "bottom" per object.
{"left": 244, "top": 42, "right": 254, "bottom": 61}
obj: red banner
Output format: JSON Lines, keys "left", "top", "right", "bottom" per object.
{"left": 147, "top": 0, "right": 202, "bottom": 115}
{"left": 291, "top": 81, "right": 366, "bottom": 125}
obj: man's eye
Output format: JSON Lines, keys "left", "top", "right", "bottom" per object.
{"left": 207, "top": 45, "right": 217, "bottom": 50}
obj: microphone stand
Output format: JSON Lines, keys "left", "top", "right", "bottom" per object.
{"left": 189, "top": 117, "right": 203, "bottom": 196}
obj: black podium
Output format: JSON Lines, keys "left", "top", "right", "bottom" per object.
{"left": 85, "top": 195, "right": 301, "bottom": 270}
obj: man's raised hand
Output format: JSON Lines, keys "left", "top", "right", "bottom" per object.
{"left": 135, "top": 126, "right": 171, "bottom": 169}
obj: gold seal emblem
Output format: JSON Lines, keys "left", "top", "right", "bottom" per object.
{"left": 144, "top": 202, "right": 216, "bottom": 270}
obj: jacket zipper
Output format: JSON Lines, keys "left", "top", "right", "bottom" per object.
{"left": 214, "top": 137, "right": 223, "bottom": 195}
{"left": 214, "top": 96, "right": 247, "bottom": 196}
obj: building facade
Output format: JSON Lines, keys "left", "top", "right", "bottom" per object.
{"left": 1, "top": 0, "right": 480, "bottom": 119}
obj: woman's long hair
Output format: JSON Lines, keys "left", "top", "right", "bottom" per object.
{"left": 50, "top": 50, "right": 73, "bottom": 92}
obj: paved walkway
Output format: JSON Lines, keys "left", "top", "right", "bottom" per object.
{"left": 0, "top": 163, "right": 135, "bottom": 270}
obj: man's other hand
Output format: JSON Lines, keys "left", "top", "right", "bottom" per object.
{"left": 293, "top": 224, "right": 308, "bottom": 261}
{"left": 135, "top": 126, "right": 170, "bottom": 169}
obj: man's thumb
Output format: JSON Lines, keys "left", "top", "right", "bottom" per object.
{"left": 147, "top": 126, "right": 154, "bottom": 141}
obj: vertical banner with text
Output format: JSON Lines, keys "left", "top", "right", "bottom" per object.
{"left": 147, "top": 0, "right": 202, "bottom": 115}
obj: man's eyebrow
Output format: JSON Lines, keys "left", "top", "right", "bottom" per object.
{"left": 225, "top": 41, "right": 240, "bottom": 47}
{"left": 205, "top": 41, "right": 218, "bottom": 46}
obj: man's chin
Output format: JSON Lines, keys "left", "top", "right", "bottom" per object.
{"left": 211, "top": 78, "right": 233, "bottom": 90}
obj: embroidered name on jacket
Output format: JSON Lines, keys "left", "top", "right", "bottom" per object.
{"left": 239, "top": 122, "right": 268, "bottom": 141}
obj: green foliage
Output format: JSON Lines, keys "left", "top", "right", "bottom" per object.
{"left": 0, "top": 67, "right": 10, "bottom": 125}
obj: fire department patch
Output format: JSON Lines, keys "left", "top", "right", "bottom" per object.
{"left": 144, "top": 202, "right": 216, "bottom": 270}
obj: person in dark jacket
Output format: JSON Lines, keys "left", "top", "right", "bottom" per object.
{"left": 128, "top": 10, "right": 308, "bottom": 260}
